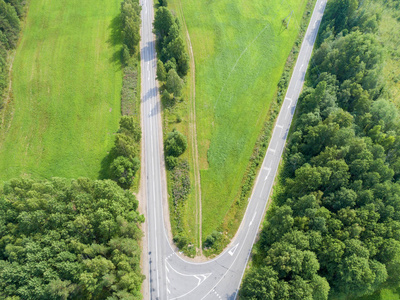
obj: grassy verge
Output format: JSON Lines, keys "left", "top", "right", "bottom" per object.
{"left": 168, "top": 0, "right": 310, "bottom": 248}
{"left": 161, "top": 0, "right": 199, "bottom": 256}
{"left": 205, "top": 0, "right": 317, "bottom": 256}
{"left": 0, "top": 0, "right": 123, "bottom": 180}
{"left": 377, "top": 2, "right": 400, "bottom": 108}
{"left": 357, "top": 286, "right": 400, "bottom": 300}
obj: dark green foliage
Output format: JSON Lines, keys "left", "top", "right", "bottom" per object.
{"left": 0, "top": 0, "right": 20, "bottom": 49}
{"left": 153, "top": 5, "right": 189, "bottom": 78}
{"left": 109, "top": 116, "right": 141, "bottom": 189}
{"left": 241, "top": 0, "right": 400, "bottom": 299}
{"left": 119, "top": 115, "right": 141, "bottom": 142}
{"left": 120, "top": 0, "right": 141, "bottom": 54}
{"left": 110, "top": 156, "right": 140, "bottom": 189}
{"left": 166, "top": 68, "right": 184, "bottom": 97}
{"left": 153, "top": 7, "right": 174, "bottom": 39}
{"left": 0, "top": 177, "right": 144, "bottom": 299}
{"left": 165, "top": 128, "right": 187, "bottom": 157}
{"left": 113, "top": 133, "right": 138, "bottom": 160}
{"left": 158, "top": 0, "right": 168, "bottom": 7}
{"left": 122, "top": 44, "right": 131, "bottom": 66}
{"left": 161, "top": 89, "right": 175, "bottom": 108}
{"left": 0, "top": 0, "right": 24, "bottom": 98}
{"left": 156, "top": 59, "right": 167, "bottom": 81}
{"left": 204, "top": 231, "right": 222, "bottom": 248}
{"left": 165, "top": 155, "right": 178, "bottom": 170}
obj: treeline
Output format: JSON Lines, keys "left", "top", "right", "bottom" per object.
{"left": 0, "top": 177, "right": 144, "bottom": 299}
{"left": 153, "top": 0, "right": 193, "bottom": 254}
{"left": 105, "top": 0, "right": 142, "bottom": 190}
{"left": 120, "top": 0, "right": 141, "bottom": 116}
{"left": 109, "top": 116, "right": 141, "bottom": 189}
{"left": 0, "top": 0, "right": 25, "bottom": 95}
{"left": 240, "top": 1, "right": 400, "bottom": 299}
{"left": 120, "top": 0, "right": 141, "bottom": 63}
{"left": 154, "top": 0, "right": 189, "bottom": 100}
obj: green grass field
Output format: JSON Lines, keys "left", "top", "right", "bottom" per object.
{"left": 0, "top": 0, "right": 123, "bottom": 180}
{"left": 171, "top": 0, "right": 308, "bottom": 240}
{"left": 378, "top": 3, "right": 400, "bottom": 108}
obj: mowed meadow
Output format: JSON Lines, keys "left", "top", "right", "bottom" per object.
{"left": 174, "top": 0, "right": 309, "bottom": 240}
{"left": 0, "top": 0, "right": 123, "bottom": 180}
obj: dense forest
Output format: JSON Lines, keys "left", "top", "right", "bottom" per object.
{"left": 0, "top": 178, "right": 144, "bottom": 299}
{"left": 240, "top": 0, "right": 400, "bottom": 299}
{"left": 0, "top": 0, "right": 25, "bottom": 95}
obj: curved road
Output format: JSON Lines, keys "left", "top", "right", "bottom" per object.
{"left": 140, "top": 0, "right": 327, "bottom": 298}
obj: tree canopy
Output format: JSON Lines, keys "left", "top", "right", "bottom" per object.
{"left": 0, "top": 177, "right": 144, "bottom": 299}
{"left": 240, "top": 0, "right": 400, "bottom": 299}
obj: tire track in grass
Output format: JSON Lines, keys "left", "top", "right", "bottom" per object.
{"left": 177, "top": 0, "right": 203, "bottom": 255}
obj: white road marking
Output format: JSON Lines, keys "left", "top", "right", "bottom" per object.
{"left": 249, "top": 212, "right": 257, "bottom": 227}
{"left": 166, "top": 276, "right": 170, "bottom": 283}
{"left": 228, "top": 243, "right": 239, "bottom": 256}
{"left": 213, "top": 289, "right": 222, "bottom": 300}
{"left": 276, "top": 124, "right": 283, "bottom": 129}
{"left": 264, "top": 168, "right": 271, "bottom": 181}
{"left": 269, "top": 148, "right": 276, "bottom": 153}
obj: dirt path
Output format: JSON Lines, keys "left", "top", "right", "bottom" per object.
{"left": 177, "top": 0, "right": 203, "bottom": 254}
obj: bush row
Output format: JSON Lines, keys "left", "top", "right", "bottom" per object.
{"left": 154, "top": 0, "right": 189, "bottom": 101}
{"left": 0, "top": 0, "right": 25, "bottom": 99}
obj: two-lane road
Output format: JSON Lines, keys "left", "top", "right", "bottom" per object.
{"left": 140, "top": 0, "right": 327, "bottom": 298}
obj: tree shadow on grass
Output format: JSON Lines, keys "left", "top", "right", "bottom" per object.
{"left": 108, "top": 15, "right": 124, "bottom": 69}
{"left": 98, "top": 148, "right": 118, "bottom": 180}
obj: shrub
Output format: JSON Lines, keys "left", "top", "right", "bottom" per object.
{"left": 204, "top": 231, "right": 222, "bottom": 248}
{"left": 119, "top": 115, "right": 141, "bottom": 142}
{"left": 157, "top": 59, "right": 167, "bottom": 81}
{"left": 166, "top": 68, "right": 184, "bottom": 97}
{"left": 165, "top": 129, "right": 187, "bottom": 157}
{"left": 166, "top": 155, "right": 178, "bottom": 170}
{"left": 110, "top": 156, "right": 140, "bottom": 189}
{"left": 113, "top": 133, "right": 138, "bottom": 160}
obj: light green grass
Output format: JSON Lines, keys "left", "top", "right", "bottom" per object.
{"left": 378, "top": 4, "right": 400, "bottom": 108}
{"left": 0, "top": 0, "right": 123, "bottom": 180}
{"left": 349, "top": 286, "right": 400, "bottom": 300}
{"left": 171, "top": 0, "right": 308, "bottom": 240}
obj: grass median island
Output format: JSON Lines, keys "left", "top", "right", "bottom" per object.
{"left": 169, "top": 0, "right": 309, "bottom": 244}
{"left": 0, "top": 0, "right": 123, "bottom": 180}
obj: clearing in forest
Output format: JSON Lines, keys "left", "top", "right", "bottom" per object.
{"left": 0, "top": 0, "right": 123, "bottom": 180}
{"left": 172, "top": 0, "right": 309, "bottom": 241}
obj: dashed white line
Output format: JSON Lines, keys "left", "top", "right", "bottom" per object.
{"left": 213, "top": 289, "right": 222, "bottom": 300}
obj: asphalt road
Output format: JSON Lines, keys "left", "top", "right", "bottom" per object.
{"left": 140, "top": 0, "right": 327, "bottom": 298}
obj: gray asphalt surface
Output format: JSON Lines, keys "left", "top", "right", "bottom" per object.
{"left": 140, "top": 0, "right": 327, "bottom": 298}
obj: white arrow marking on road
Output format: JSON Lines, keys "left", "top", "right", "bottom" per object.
{"left": 249, "top": 212, "right": 257, "bottom": 227}
{"left": 264, "top": 168, "right": 271, "bottom": 181}
{"left": 228, "top": 243, "right": 239, "bottom": 256}
{"left": 276, "top": 124, "right": 283, "bottom": 129}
